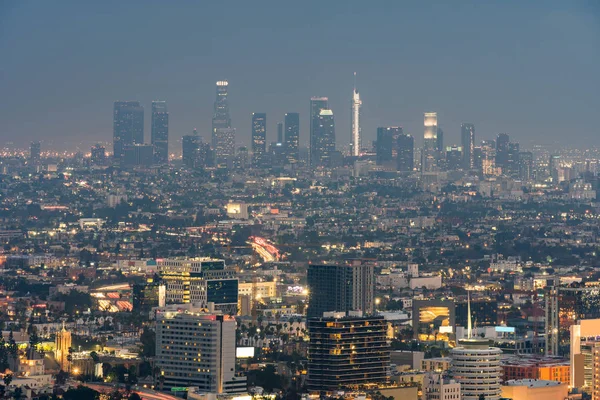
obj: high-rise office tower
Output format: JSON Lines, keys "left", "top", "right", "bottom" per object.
{"left": 495, "top": 133, "right": 510, "bottom": 171}
{"left": 445, "top": 145, "right": 463, "bottom": 171}
{"left": 307, "top": 263, "right": 374, "bottom": 318}
{"left": 397, "top": 133, "right": 414, "bottom": 172}
{"left": 436, "top": 128, "right": 444, "bottom": 156}
{"left": 284, "top": 112, "right": 300, "bottom": 164}
{"left": 214, "top": 128, "right": 236, "bottom": 166}
{"left": 422, "top": 112, "right": 438, "bottom": 172}
{"left": 310, "top": 97, "right": 329, "bottom": 166}
{"left": 313, "top": 109, "right": 336, "bottom": 167}
{"left": 91, "top": 144, "right": 106, "bottom": 165}
{"left": 182, "top": 129, "right": 202, "bottom": 168}
{"left": 30, "top": 141, "right": 41, "bottom": 163}
{"left": 151, "top": 101, "right": 169, "bottom": 164}
{"left": 473, "top": 146, "right": 483, "bottom": 174}
{"left": 113, "top": 101, "right": 144, "bottom": 160}
{"left": 251, "top": 113, "right": 267, "bottom": 168}
{"left": 519, "top": 151, "right": 533, "bottom": 181}
{"left": 212, "top": 80, "right": 231, "bottom": 146}
{"left": 376, "top": 127, "right": 400, "bottom": 166}
{"left": 235, "top": 146, "right": 249, "bottom": 171}
{"left": 277, "top": 122, "right": 284, "bottom": 144}
{"left": 351, "top": 72, "right": 362, "bottom": 156}
{"left": 481, "top": 139, "right": 496, "bottom": 175}
{"left": 507, "top": 142, "right": 520, "bottom": 177}
{"left": 307, "top": 313, "right": 390, "bottom": 392}
{"left": 155, "top": 306, "right": 246, "bottom": 393}
{"left": 461, "top": 123, "right": 475, "bottom": 170}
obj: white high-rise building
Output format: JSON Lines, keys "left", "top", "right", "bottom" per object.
{"left": 351, "top": 72, "right": 362, "bottom": 157}
{"left": 155, "top": 306, "right": 246, "bottom": 393}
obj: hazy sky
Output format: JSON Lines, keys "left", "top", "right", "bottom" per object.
{"left": 1, "top": 1, "right": 599, "bottom": 152}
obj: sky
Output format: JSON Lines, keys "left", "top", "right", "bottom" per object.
{"left": 1, "top": 1, "right": 599, "bottom": 153}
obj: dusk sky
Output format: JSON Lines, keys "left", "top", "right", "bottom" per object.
{"left": 1, "top": 1, "right": 599, "bottom": 152}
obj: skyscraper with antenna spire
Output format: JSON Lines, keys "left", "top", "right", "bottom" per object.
{"left": 351, "top": 72, "right": 362, "bottom": 157}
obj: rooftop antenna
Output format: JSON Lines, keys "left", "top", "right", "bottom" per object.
{"left": 353, "top": 72, "right": 357, "bottom": 92}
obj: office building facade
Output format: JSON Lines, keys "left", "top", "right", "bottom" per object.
{"left": 251, "top": 113, "right": 267, "bottom": 168}
{"left": 284, "top": 112, "right": 300, "bottom": 165}
{"left": 158, "top": 258, "right": 238, "bottom": 315}
{"left": 310, "top": 97, "right": 328, "bottom": 166}
{"left": 151, "top": 100, "right": 169, "bottom": 164}
{"left": 312, "top": 109, "right": 336, "bottom": 167}
{"left": 307, "top": 313, "right": 390, "bottom": 392}
{"left": 397, "top": 133, "right": 414, "bottom": 172}
{"left": 422, "top": 112, "right": 438, "bottom": 172}
{"left": 113, "top": 101, "right": 144, "bottom": 160}
{"left": 155, "top": 308, "right": 246, "bottom": 393}
{"left": 307, "top": 263, "right": 374, "bottom": 318}
{"left": 376, "top": 127, "right": 399, "bottom": 166}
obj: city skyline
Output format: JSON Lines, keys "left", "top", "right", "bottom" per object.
{"left": 1, "top": 2, "right": 599, "bottom": 150}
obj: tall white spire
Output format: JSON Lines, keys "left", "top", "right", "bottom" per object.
{"left": 351, "top": 72, "right": 362, "bottom": 157}
{"left": 467, "top": 289, "right": 472, "bottom": 339}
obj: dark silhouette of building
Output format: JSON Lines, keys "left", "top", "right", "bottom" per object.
{"left": 519, "top": 151, "right": 533, "bottom": 181}
{"left": 397, "top": 133, "right": 414, "bottom": 172}
{"left": 456, "top": 299, "right": 498, "bottom": 328}
{"left": 496, "top": 133, "right": 510, "bottom": 171}
{"left": 376, "top": 127, "right": 400, "bottom": 166}
{"left": 445, "top": 145, "right": 463, "bottom": 171}
{"left": 30, "top": 141, "right": 41, "bottom": 163}
{"left": 123, "top": 144, "right": 154, "bottom": 167}
{"left": 91, "top": 144, "right": 106, "bottom": 165}
{"left": 307, "top": 263, "right": 374, "bottom": 318}
{"left": 151, "top": 101, "right": 169, "bottom": 164}
{"left": 113, "top": 101, "right": 144, "bottom": 160}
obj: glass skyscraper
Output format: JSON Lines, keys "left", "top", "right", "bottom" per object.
{"left": 313, "top": 109, "right": 335, "bottom": 167}
{"left": 212, "top": 81, "right": 233, "bottom": 165}
{"left": 422, "top": 112, "right": 438, "bottom": 172}
{"left": 284, "top": 112, "right": 300, "bottom": 164}
{"left": 397, "top": 133, "right": 414, "bottom": 172}
{"left": 310, "top": 97, "right": 328, "bottom": 166}
{"left": 151, "top": 100, "right": 169, "bottom": 164}
{"left": 113, "top": 101, "right": 144, "bottom": 160}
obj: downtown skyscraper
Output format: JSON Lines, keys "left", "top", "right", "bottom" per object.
{"left": 461, "top": 123, "right": 475, "bottom": 170}
{"left": 284, "top": 112, "right": 300, "bottom": 164}
{"left": 351, "top": 73, "right": 362, "bottom": 157}
{"left": 151, "top": 101, "right": 169, "bottom": 164}
{"left": 211, "top": 81, "right": 235, "bottom": 166}
{"left": 376, "top": 127, "right": 400, "bottom": 166}
{"left": 422, "top": 112, "right": 438, "bottom": 172}
{"left": 310, "top": 97, "right": 328, "bottom": 166}
{"left": 397, "top": 132, "right": 414, "bottom": 172}
{"left": 251, "top": 113, "right": 267, "bottom": 168}
{"left": 113, "top": 101, "right": 144, "bottom": 160}
{"left": 313, "top": 109, "right": 336, "bottom": 167}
